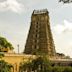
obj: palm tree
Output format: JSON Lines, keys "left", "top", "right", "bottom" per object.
{"left": 19, "top": 60, "right": 32, "bottom": 72}
{"left": 19, "top": 55, "right": 51, "bottom": 72}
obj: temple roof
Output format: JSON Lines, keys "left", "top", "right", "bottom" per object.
{"left": 33, "top": 9, "right": 48, "bottom": 14}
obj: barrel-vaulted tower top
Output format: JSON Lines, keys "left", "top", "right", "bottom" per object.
{"left": 32, "top": 9, "right": 49, "bottom": 15}
{"left": 31, "top": 9, "right": 49, "bottom": 22}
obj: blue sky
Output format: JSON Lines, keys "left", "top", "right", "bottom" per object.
{"left": 0, "top": 0, "right": 72, "bottom": 57}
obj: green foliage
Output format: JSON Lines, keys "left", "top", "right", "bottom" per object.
{"left": 63, "top": 67, "right": 72, "bottom": 72}
{"left": 0, "top": 60, "right": 13, "bottom": 72}
{"left": 0, "top": 36, "right": 14, "bottom": 52}
{"left": 19, "top": 56, "right": 52, "bottom": 72}
{"left": 51, "top": 66, "right": 72, "bottom": 72}
{"left": 19, "top": 57, "right": 72, "bottom": 72}
{"left": 19, "top": 61, "right": 32, "bottom": 72}
{"left": 0, "top": 52, "right": 4, "bottom": 58}
{"left": 52, "top": 66, "right": 64, "bottom": 72}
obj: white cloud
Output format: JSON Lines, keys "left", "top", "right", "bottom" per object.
{"left": 64, "top": 20, "right": 72, "bottom": 31}
{"left": 54, "top": 20, "right": 72, "bottom": 34}
{"left": 0, "top": 0, "right": 24, "bottom": 13}
{"left": 53, "top": 24, "right": 65, "bottom": 34}
{"left": 61, "top": 3, "right": 72, "bottom": 8}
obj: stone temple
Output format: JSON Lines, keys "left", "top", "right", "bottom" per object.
{"left": 24, "top": 9, "right": 56, "bottom": 56}
{"left": 1, "top": 9, "right": 72, "bottom": 72}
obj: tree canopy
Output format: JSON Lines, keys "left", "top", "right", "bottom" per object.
{"left": 0, "top": 36, "right": 14, "bottom": 52}
{"left": 0, "top": 60, "right": 13, "bottom": 72}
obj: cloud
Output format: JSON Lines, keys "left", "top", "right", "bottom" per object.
{"left": 0, "top": 0, "right": 24, "bottom": 14}
{"left": 61, "top": 3, "right": 72, "bottom": 8}
{"left": 54, "top": 20, "right": 72, "bottom": 34}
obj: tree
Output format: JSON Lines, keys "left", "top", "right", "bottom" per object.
{"left": 31, "top": 56, "right": 52, "bottom": 72}
{"left": 52, "top": 66, "right": 64, "bottom": 72}
{"left": 0, "top": 36, "right": 14, "bottom": 52}
{"left": 19, "top": 61, "right": 32, "bottom": 72}
{"left": 0, "top": 52, "right": 4, "bottom": 60}
{"left": 63, "top": 67, "right": 72, "bottom": 72}
{"left": 19, "top": 55, "right": 52, "bottom": 72}
{"left": 0, "top": 48, "right": 13, "bottom": 72}
{"left": 0, "top": 60, "right": 13, "bottom": 72}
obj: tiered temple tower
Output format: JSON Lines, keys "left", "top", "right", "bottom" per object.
{"left": 24, "top": 9, "right": 56, "bottom": 56}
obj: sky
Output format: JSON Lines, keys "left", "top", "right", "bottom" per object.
{"left": 0, "top": 0, "right": 72, "bottom": 57}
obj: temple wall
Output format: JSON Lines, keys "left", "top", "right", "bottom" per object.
{"left": 1, "top": 53, "right": 72, "bottom": 72}
{"left": 2, "top": 53, "right": 35, "bottom": 72}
